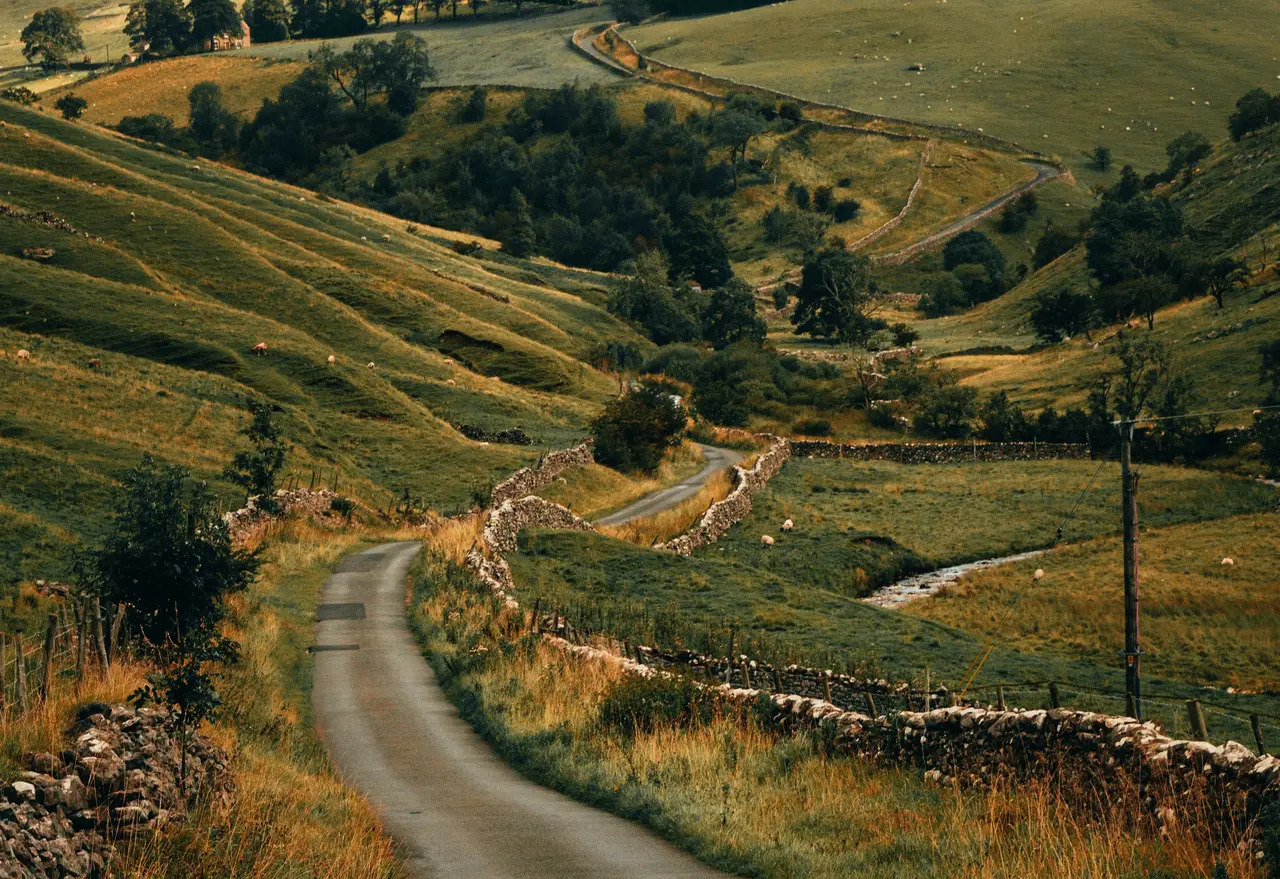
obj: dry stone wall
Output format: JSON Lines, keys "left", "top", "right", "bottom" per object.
{"left": 489, "top": 441, "right": 594, "bottom": 507}
{"left": 791, "top": 440, "right": 1088, "bottom": 463}
{"left": 223, "top": 488, "right": 348, "bottom": 543}
{"left": 482, "top": 496, "right": 596, "bottom": 554}
{"left": 0, "top": 702, "right": 230, "bottom": 879}
{"left": 656, "top": 435, "right": 791, "bottom": 556}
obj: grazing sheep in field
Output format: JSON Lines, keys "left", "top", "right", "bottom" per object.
{"left": 1221, "top": 557, "right": 1234, "bottom": 566}
{"left": 781, "top": 518, "right": 794, "bottom": 531}
{"left": 327, "top": 355, "right": 336, "bottom": 366}
{"left": 761, "top": 535, "right": 775, "bottom": 547}
{"left": 445, "top": 378, "right": 456, "bottom": 386}
{"left": 367, "top": 362, "right": 376, "bottom": 369}
{"left": 1033, "top": 568, "right": 1045, "bottom": 581}
{"left": 87, "top": 358, "right": 101, "bottom": 369}
{"left": 16, "top": 349, "right": 31, "bottom": 361}
{"left": 443, "top": 358, "right": 453, "bottom": 365}
{"left": 252, "top": 342, "right": 268, "bottom": 356}
{"left": 381, "top": 233, "right": 391, "bottom": 242}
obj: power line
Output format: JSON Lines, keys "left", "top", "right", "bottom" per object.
{"left": 1112, "top": 402, "right": 1280, "bottom": 426}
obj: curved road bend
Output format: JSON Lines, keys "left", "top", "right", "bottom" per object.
{"left": 593, "top": 443, "right": 744, "bottom": 526}
{"left": 312, "top": 541, "right": 727, "bottom": 879}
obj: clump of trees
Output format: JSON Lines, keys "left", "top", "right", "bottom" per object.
{"left": 997, "top": 190, "right": 1039, "bottom": 234}
{"left": 21, "top": 7, "right": 84, "bottom": 69}
{"left": 1228, "top": 88, "right": 1280, "bottom": 141}
{"left": 920, "top": 230, "right": 1009, "bottom": 316}
{"left": 592, "top": 384, "right": 687, "bottom": 473}
{"left": 790, "top": 247, "right": 880, "bottom": 346}
{"left": 54, "top": 93, "right": 87, "bottom": 119}
{"left": 223, "top": 399, "right": 291, "bottom": 507}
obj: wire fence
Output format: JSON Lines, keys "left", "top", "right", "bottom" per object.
{"left": 0, "top": 597, "right": 122, "bottom": 715}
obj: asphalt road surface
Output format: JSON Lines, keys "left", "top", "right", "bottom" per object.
{"left": 311, "top": 541, "right": 726, "bottom": 879}
{"left": 593, "top": 443, "right": 744, "bottom": 527}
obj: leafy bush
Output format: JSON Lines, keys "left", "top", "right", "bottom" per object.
{"left": 793, "top": 418, "right": 832, "bottom": 436}
{"left": 867, "top": 402, "right": 897, "bottom": 430}
{"left": 0, "top": 86, "right": 39, "bottom": 105}
{"left": 459, "top": 86, "right": 487, "bottom": 123}
{"left": 330, "top": 496, "right": 355, "bottom": 518}
{"left": 599, "top": 673, "right": 716, "bottom": 735}
{"left": 832, "top": 198, "right": 861, "bottom": 222}
{"left": 592, "top": 384, "right": 686, "bottom": 473}
{"left": 912, "top": 385, "right": 978, "bottom": 439}
{"left": 889, "top": 322, "right": 919, "bottom": 347}
{"left": 54, "top": 93, "right": 87, "bottom": 120}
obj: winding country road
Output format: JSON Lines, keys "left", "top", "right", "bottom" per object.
{"left": 594, "top": 443, "right": 744, "bottom": 526}
{"left": 312, "top": 541, "right": 726, "bottom": 879}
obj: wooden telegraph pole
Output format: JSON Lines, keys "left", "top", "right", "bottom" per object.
{"left": 1119, "top": 421, "right": 1143, "bottom": 720}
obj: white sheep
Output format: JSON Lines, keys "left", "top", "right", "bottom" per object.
{"left": 1221, "top": 557, "right": 1234, "bottom": 567}
{"left": 1033, "top": 568, "right": 1045, "bottom": 581}
{"left": 442, "top": 357, "right": 453, "bottom": 365}
{"left": 381, "top": 233, "right": 391, "bottom": 241}
{"left": 327, "top": 354, "right": 336, "bottom": 366}
{"left": 366, "top": 361, "right": 376, "bottom": 369}
{"left": 16, "top": 349, "right": 31, "bottom": 361}
{"left": 445, "top": 378, "right": 456, "bottom": 386}
{"left": 761, "top": 535, "right": 775, "bottom": 547}
{"left": 251, "top": 342, "right": 268, "bottom": 356}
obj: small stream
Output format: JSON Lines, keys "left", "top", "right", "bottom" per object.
{"left": 863, "top": 550, "right": 1047, "bottom": 609}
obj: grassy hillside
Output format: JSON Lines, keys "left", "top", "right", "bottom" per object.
{"left": 624, "top": 0, "right": 1279, "bottom": 178}
{"left": 0, "top": 101, "right": 645, "bottom": 578}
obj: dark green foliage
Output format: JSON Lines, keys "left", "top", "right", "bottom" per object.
{"left": 1262, "top": 339, "right": 1280, "bottom": 403}
{"left": 1085, "top": 172, "right": 1185, "bottom": 326}
{"left": 79, "top": 454, "right": 258, "bottom": 645}
{"left": 1257, "top": 409, "right": 1280, "bottom": 478}
{"left": 610, "top": 0, "right": 650, "bottom": 24}
{"left": 241, "top": 0, "right": 289, "bottom": 42}
{"left": 591, "top": 384, "right": 687, "bottom": 473}
{"left": 791, "top": 247, "right": 879, "bottom": 344}
{"left": 912, "top": 385, "right": 978, "bottom": 439}
{"left": 1032, "top": 223, "right": 1079, "bottom": 268}
{"left": 919, "top": 272, "right": 967, "bottom": 318}
{"left": 240, "top": 65, "right": 344, "bottom": 179}
{"left": 793, "top": 418, "right": 832, "bottom": 436}
{"left": 0, "top": 86, "right": 40, "bottom": 106}
{"left": 502, "top": 190, "right": 538, "bottom": 258}
{"left": 223, "top": 400, "right": 290, "bottom": 502}
{"left": 771, "top": 285, "right": 790, "bottom": 311}
{"left": 330, "top": 496, "right": 355, "bottom": 518}
{"left": 642, "top": 344, "right": 706, "bottom": 384}
{"left": 117, "top": 113, "right": 192, "bottom": 152}
{"left": 586, "top": 340, "right": 645, "bottom": 372}
{"left": 997, "top": 191, "right": 1039, "bottom": 234}
{"left": 1092, "top": 145, "right": 1112, "bottom": 170}
{"left": 762, "top": 207, "right": 829, "bottom": 251}
{"left": 54, "top": 93, "right": 86, "bottom": 120}
{"left": 1180, "top": 256, "right": 1248, "bottom": 309}
{"left": 290, "top": 0, "right": 367, "bottom": 38}
{"left": 977, "top": 391, "right": 1031, "bottom": 442}
{"left": 609, "top": 252, "right": 703, "bottom": 346}
{"left": 459, "top": 86, "right": 487, "bottom": 123}
{"left": 712, "top": 103, "right": 767, "bottom": 187}
{"left": 1030, "top": 286, "right": 1099, "bottom": 343}
{"left": 788, "top": 182, "right": 810, "bottom": 209}
{"left": 688, "top": 344, "right": 839, "bottom": 426}
{"left": 20, "top": 7, "right": 84, "bottom": 69}
{"left": 599, "top": 673, "right": 716, "bottom": 735}
{"left": 1164, "top": 131, "right": 1212, "bottom": 180}
{"left": 189, "top": 0, "right": 240, "bottom": 48}
{"left": 832, "top": 198, "right": 860, "bottom": 223}
{"left": 889, "top": 322, "right": 919, "bottom": 348}
{"left": 943, "top": 230, "right": 1005, "bottom": 279}
{"left": 313, "top": 33, "right": 435, "bottom": 115}
{"left": 1228, "top": 88, "right": 1280, "bottom": 141}
{"left": 701, "top": 278, "right": 766, "bottom": 349}
{"left": 188, "top": 82, "right": 240, "bottom": 157}
{"left": 124, "top": 0, "right": 191, "bottom": 57}
{"left": 812, "top": 184, "right": 834, "bottom": 214}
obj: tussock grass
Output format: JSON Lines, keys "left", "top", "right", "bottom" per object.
{"left": 411, "top": 556, "right": 1260, "bottom": 878}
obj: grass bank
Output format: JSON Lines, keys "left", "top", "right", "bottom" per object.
{"left": 409, "top": 550, "right": 1259, "bottom": 878}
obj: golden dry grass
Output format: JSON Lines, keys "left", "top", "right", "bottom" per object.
{"left": 412, "top": 565, "right": 1261, "bottom": 879}
{"left": 65, "top": 56, "right": 304, "bottom": 126}
{"left": 598, "top": 469, "right": 733, "bottom": 546}
{"left": 535, "top": 441, "right": 706, "bottom": 520}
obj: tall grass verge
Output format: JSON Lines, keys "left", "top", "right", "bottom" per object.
{"left": 409, "top": 548, "right": 1260, "bottom": 878}
{"left": 599, "top": 470, "right": 734, "bottom": 546}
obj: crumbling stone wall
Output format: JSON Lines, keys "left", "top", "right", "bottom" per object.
{"left": 482, "top": 496, "right": 595, "bottom": 554}
{"left": 489, "top": 441, "right": 594, "bottom": 507}
{"left": 790, "top": 440, "right": 1088, "bottom": 463}
{"left": 656, "top": 436, "right": 791, "bottom": 556}
{"left": 223, "top": 488, "right": 349, "bottom": 543}
{"left": 0, "top": 702, "right": 230, "bottom": 878}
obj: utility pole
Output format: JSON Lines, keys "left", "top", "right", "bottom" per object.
{"left": 1119, "top": 421, "right": 1143, "bottom": 720}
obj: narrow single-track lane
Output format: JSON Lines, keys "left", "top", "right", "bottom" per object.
{"left": 312, "top": 541, "right": 726, "bottom": 879}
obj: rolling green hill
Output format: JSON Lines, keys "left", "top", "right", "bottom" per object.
{"left": 623, "top": 0, "right": 1279, "bottom": 179}
{"left": 0, "top": 101, "right": 646, "bottom": 579}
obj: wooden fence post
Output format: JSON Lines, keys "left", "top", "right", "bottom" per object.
{"left": 93, "top": 598, "right": 109, "bottom": 669}
{"left": 725, "top": 627, "right": 736, "bottom": 685}
{"left": 14, "top": 635, "right": 28, "bottom": 711}
{"left": 1048, "top": 682, "right": 1061, "bottom": 709}
{"left": 740, "top": 660, "right": 751, "bottom": 689}
{"left": 1250, "top": 714, "right": 1266, "bottom": 755}
{"left": 923, "top": 667, "right": 931, "bottom": 710}
{"left": 0, "top": 638, "right": 7, "bottom": 711}
{"left": 823, "top": 672, "right": 832, "bottom": 704}
{"left": 109, "top": 604, "right": 126, "bottom": 662}
{"left": 1186, "top": 700, "right": 1209, "bottom": 741}
{"left": 772, "top": 668, "right": 783, "bottom": 692}
{"left": 863, "top": 692, "right": 878, "bottom": 717}
{"left": 996, "top": 685, "right": 1006, "bottom": 711}
{"left": 40, "top": 614, "right": 56, "bottom": 702}
{"left": 74, "top": 598, "right": 86, "bottom": 682}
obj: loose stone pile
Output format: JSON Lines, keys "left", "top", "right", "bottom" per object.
{"left": 0, "top": 703, "right": 230, "bottom": 878}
